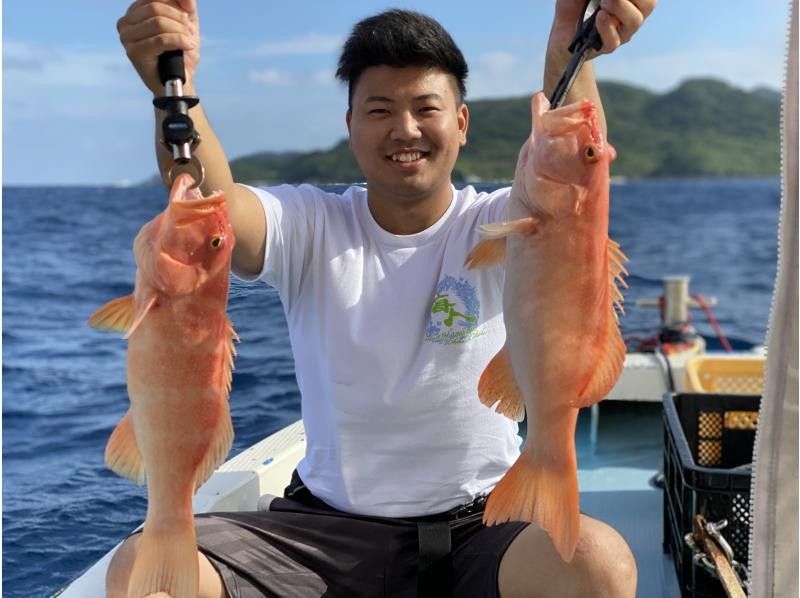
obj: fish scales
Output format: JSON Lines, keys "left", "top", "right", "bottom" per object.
{"left": 89, "top": 173, "right": 237, "bottom": 598}
{"left": 466, "top": 92, "right": 627, "bottom": 562}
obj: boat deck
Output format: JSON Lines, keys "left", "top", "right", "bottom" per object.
{"left": 573, "top": 401, "right": 681, "bottom": 597}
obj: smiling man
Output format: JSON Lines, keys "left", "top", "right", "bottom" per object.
{"left": 345, "top": 58, "right": 469, "bottom": 234}
{"left": 110, "top": 2, "right": 655, "bottom": 597}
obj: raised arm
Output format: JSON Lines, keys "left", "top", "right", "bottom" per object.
{"left": 542, "top": 0, "right": 656, "bottom": 137}
{"left": 117, "top": 0, "right": 267, "bottom": 277}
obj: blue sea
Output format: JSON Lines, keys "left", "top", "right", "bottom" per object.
{"left": 2, "top": 178, "right": 780, "bottom": 597}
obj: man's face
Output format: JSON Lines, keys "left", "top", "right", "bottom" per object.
{"left": 346, "top": 65, "right": 468, "bottom": 205}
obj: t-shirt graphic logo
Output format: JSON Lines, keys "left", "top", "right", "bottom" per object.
{"left": 425, "top": 275, "right": 483, "bottom": 344}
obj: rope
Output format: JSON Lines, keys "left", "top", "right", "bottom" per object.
{"left": 692, "top": 294, "right": 734, "bottom": 353}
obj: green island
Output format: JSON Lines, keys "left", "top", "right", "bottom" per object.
{"left": 228, "top": 78, "right": 781, "bottom": 184}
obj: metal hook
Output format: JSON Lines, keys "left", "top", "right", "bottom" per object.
{"left": 166, "top": 154, "right": 205, "bottom": 190}
{"left": 705, "top": 519, "right": 735, "bottom": 563}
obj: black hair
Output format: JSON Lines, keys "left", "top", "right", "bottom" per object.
{"left": 336, "top": 9, "right": 468, "bottom": 108}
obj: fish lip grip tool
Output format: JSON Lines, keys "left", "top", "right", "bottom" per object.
{"left": 548, "top": 0, "right": 605, "bottom": 108}
{"left": 153, "top": 50, "right": 204, "bottom": 188}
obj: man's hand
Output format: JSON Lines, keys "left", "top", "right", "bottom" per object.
{"left": 548, "top": 0, "right": 656, "bottom": 64}
{"left": 542, "top": 0, "right": 655, "bottom": 136}
{"left": 117, "top": 0, "right": 200, "bottom": 95}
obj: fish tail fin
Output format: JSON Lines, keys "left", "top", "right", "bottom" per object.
{"left": 478, "top": 345, "right": 525, "bottom": 421}
{"left": 128, "top": 521, "right": 198, "bottom": 598}
{"left": 484, "top": 453, "right": 580, "bottom": 562}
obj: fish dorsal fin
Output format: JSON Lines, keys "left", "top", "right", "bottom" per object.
{"left": 478, "top": 345, "right": 526, "bottom": 421}
{"left": 464, "top": 217, "right": 540, "bottom": 269}
{"left": 194, "top": 399, "right": 234, "bottom": 491}
{"left": 223, "top": 319, "right": 240, "bottom": 399}
{"left": 570, "top": 238, "right": 629, "bottom": 408}
{"left": 104, "top": 410, "right": 145, "bottom": 485}
{"left": 194, "top": 319, "right": 239, "bottom": 491}
{"left": 87, "top": 294, "right": 135, "bottom": 333}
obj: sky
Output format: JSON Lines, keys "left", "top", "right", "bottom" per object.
{"left": 2, "top": 1, "right": 793, "bottom": 186}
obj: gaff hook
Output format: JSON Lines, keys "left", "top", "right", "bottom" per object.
{"left": 153, "top": 50, "right": 203, "bottom": 189}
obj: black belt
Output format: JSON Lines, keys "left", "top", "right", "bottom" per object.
{"left": 283, "top": 471, "right": 487, "bottom": 598}
{"left": 414, "top": 494, "right": 487, "bottom": 598}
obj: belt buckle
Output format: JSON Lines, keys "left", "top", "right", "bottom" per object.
{"left": 455, "top": 494, "right": 486, "bottom": 520}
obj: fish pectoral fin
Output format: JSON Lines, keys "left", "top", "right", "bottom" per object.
{"left": 570, "top": 238, "right": 629, "bottom": 408}
{"left": 480, "top": 217, "right": 540, "bottom": 238}
{"left": 465, "top": 238, "right": 507, "bottom": 269}
{"left": 87, "top": 294, "right": 135, "bottom": 333}
{"left": 104, "top": 410, "right": 145, "bottom": 485}
{"left": 123, "top": 294, "right": 159, "bottom": 340}
{"left": 484, "top": 452, "right": 580, "bottom": 562}
{"left": 464, "top": 217, "right": 540, "bottom": 269}
{"left": 478, "top": 345, "right": 525, "bottom": 421}
{"left": 87, "top": 293, "right": 158, "bottom": 339}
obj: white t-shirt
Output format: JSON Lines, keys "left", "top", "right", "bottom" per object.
{"left": 237, "top": 183, "right": 522, "bottom": 517}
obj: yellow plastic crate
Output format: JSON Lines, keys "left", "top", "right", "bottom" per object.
{"left": 685, "top": 356, "right": 766, "bottom": 394}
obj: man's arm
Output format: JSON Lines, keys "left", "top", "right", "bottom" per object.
{"left": 118, "top": 0, "right": 266, "bottom": 277}
{"left": 542, "top": 0, "right": 656, "bottom": 137}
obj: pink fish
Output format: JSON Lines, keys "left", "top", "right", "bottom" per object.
{"left": 88, "top": 173, "right": 237, "bottom": 597}
{"left": 466, "top": 92, "right": 627, "bottom": 562}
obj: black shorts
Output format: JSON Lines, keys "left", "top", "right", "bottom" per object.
{"left": 195, "top": 471, "right": 528, "bottom": 598}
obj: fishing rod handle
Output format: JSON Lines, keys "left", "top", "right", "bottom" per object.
{"left": 158, "top": 49, "right": 186, "bottom": 86}
{"left": 153, "top": 49, "right": 200, "bottom": 168}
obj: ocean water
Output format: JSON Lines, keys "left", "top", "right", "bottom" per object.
{"left": 2, "top": 178, "right": 780, "bottom": 597}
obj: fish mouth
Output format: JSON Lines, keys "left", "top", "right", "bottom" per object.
{"left": 169, "top": 173, "right": 225, "bottom": 207}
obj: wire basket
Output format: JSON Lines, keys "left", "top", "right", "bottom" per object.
{"left": 662, "top": 392, "right": 760, "bottom": 597}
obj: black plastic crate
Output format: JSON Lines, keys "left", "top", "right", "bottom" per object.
{"left": 662, "top": 392, "right": 760, "bottom": 597}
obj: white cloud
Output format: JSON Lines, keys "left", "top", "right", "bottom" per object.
{"left": 598, "top": 46, "right": 784, "bottom": 92}
{"left": 248, "top": 68, "right": 296, "bottom": 87}
{"left": 246, "top": 68, "right": 342, "bottom": 88}
{"left": 249, "top": 33, "right": 344, "bottom": 57}
{"left": 4, "top": 40, "right": 132, "bottom": 88}
{"left": 467, "top": 49, "right": 543, "bottom": 100}
{"left": 477, "top": 51, "right": 517, "bottom": 75}
{"left": 311, "top": 68, "right": 337, "bottom": 87}
{"left": 463, "top": 42, "right": 784, "bottom": 102}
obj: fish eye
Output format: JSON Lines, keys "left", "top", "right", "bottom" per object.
{"left": 584, "top": 145, "right": 599, "bottom": 163}
{"left": 210, "top": 235, "right": 223, "bottom": 250}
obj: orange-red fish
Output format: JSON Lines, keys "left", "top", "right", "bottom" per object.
{"left": 465, "top": 92, "right": 627, "bottom": 562}
{"left": 88, "top": 173, "right": 237, "bottom": 597}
